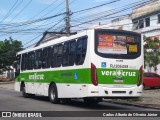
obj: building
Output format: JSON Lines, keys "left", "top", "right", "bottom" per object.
{"left": 98, "top": 0, "right": 160, "bottom": 73}
{"left": 35, "top": 32, "right": 77, "bottom": 47}
{"left": 94, "top": 14, "right": 133, "bottom": 31}
{"left": 0, "top": 66, "right": 14, "bottom": 79}
{"left": 132, "top": 0, "right": 160, "bottom": 39}
{"left": 109, "top": 14, "right": 133, "bottom": 31}
{"left": 131, "top": 0, "right": 160, "bottom": 73}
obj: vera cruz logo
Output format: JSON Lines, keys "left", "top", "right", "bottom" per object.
{"left": 29, "top": 73, "right": 44, "bottom": 80}
{"left": 101, "top": 69, "right": 136, "bottom": 78}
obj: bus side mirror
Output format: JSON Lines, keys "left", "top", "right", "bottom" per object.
{"left": 13, "top": 61, "right": 17, "bottom": 68}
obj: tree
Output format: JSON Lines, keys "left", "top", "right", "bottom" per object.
{"left": 144, "top": 36, "right": 160, "bottom": 72}
{"left": 0, "top": 37, "right": 23, "bottom": 69}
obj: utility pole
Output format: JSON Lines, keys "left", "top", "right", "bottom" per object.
{"left": 66, "top": 0, "right": 70, "bottom": 36}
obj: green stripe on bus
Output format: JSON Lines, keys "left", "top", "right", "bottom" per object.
{"left": 97, "top": 68, "right": 139, "bottom": 84}
{"left": 16, "top": 68, "right": 139, "bottom": 84}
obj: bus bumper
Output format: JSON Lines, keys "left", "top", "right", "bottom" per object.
{"left": 87, "top": 84, "right": 143, "bottom": 98}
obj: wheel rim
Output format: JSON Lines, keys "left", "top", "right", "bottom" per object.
{"left": 50, "top": 89, "right": 55, "bottom": 101}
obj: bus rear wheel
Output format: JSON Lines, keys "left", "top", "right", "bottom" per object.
{"left": 21, "top": 85, "right": 29, "bottom": 98}
{"left": 49, "top": 84, "right": 60, "bottom": 104}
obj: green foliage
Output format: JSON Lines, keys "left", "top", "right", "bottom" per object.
{"left": 144, "top": 36, "right": 160, "bottom": 72}
{"left": 0, "top": 37, "right": 23, "bottom": 69}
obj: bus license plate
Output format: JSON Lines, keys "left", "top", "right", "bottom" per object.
{"left": 114, "top": 79, "right": 123, "bottom": 83}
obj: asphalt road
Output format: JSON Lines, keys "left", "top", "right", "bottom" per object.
{"left": 0, "top": 88, "right": 157, "bottom": 111}
{"left": 0, "top": 83, "right": 159, "bottom": 120}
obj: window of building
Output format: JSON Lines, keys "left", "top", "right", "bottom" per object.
{"left": 145, "top": 17, "right": 150, "bottom": 27}
{"left": 139, "top": 19, "right": 144, "bottom": 29}
{"left": 133, "top": 21, "right": 138, "bottom": 30}
{"left": 75, "top": 36, "right": 87, "bottom": 65}
{"left": 158, "top": 14, "right": 160, "bottom": 23}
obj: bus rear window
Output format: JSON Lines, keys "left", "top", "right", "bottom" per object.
{"left": 95, "top": 30, "right": 141, "bottom": 59}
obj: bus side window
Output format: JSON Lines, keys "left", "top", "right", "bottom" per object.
{"left": 35, "top": 50, "right": 42, "bottom": 69}
{"left": 28, "top": 52, "right": 34, "bottom": 70}
{"left": 15, "top": 55, "right": 21, "bottom": 77}
{"left": 21, "top": 54, "right": 24, "bottom": 70}
{"left": 75, "top": 37, "right": 87, "bottom": 65}
{"left": 62, "top": 40, "right": 76, "bottom": 67}
{"left": 69, "top": 40, "right": 76, "bottom": 66}
{"left": 47, "top": 47, "right": 51, "bottom": 68}
{"left": 42, "top": 47, "right": 51, "bottom": 69}
{"left": 52, "top": 46, "right": 58, "bottom": 67}
{"left": 35, "top": 51, "right": 38, "bottom": 69}
{"left": 57, "top": 44, "right": 63, "bottom": 67}
{"left": 62, "top": 42, "right": 69, "bottom": 66}
{"left": 16, "top": 55, "right": 21, "bottom": 71}
{"left": 42, "top": 48, "right": 47, "bottom": 68}
{"left": 31, "top": 52, "right": 35, "bottom": 69}
{"left": 21, "top": 54, "right": 28, "bottom": 71}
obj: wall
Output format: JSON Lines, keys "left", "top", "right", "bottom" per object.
{"left": 132, "top": 0, "right": 160, "bottom": 20}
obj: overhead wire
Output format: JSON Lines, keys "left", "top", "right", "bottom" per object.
{"left": 27, "top": 0, "right": 60, "bottom": 21}
{"left": 73, "top": 0, "right": 120, "bottom": 14}
{"left": 70, "top": 0, "right": 155, "bottom": 28}
{"left": 71, "top": 0, "right": 153, "bottom": 22}
{"left": 0, "top": 0, "right": 19, "bottom": 23}
{"left": 21, "top": 0, "right": 66, "bottom": 46}
{"left": 8, "top": 0, "right": 33, "bottom": 23}
{"left": 0, "top": 0, "right": 156, "bottom": 48}
{"left": 23, "top": 17, "right": 66, "bottom": 48}
{"left": 22, "top": 0, "right": 72, "bottom": 47}
{"left": 0, "top": 0, "right": 152, "bottom": 34}
{"left": 0, "top": 0, "right": 61, "bottom": 30}
{"left": 24, "top": 0, "right": 155, "bottom": 47}
{"left": 71, "top": 0, "right": 151, "bottom": 22}
{"left": 0, "top": 0, "right": 24, "bottom": 23}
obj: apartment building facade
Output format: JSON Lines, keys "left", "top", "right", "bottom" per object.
{"left": 101, "top": 0, "right": 160, "bottom": 73}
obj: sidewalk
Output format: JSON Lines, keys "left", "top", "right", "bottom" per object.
{"left": 0, "top": 81, "right": 160, "bottom": 109}
{"left": 0, "top": 81, "right": 15, "bottom": 90}
{"left": 105, "top": 88, "right": 160, "bottom": 110}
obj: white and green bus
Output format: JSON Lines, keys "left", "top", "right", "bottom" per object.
{"left": 15, "top": 28, "right": 144, "bottom": 104}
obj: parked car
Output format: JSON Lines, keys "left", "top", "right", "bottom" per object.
{"left": 143, "top": 72, "right": 160, "bottom": 88}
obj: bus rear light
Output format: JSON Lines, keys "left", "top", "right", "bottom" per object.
{"left": 137, "top": 66, "right": 143, "bottom": 86}
{"left": 91, "top": 63, "right": 98, "bottom": 86}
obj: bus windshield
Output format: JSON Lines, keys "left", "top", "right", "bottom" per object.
{"left": 95, "top": 29, "right": 141, "bottom": 59}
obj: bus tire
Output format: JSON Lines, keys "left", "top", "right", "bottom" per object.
{"left": 49, "top": 84, "right": 60, "bottom": 104}
{"left": 21, "top": 84, "right": 29, "bottom": 98}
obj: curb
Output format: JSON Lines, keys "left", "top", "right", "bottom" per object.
{"left": 105, "top": 100, "right": 160, "bottom": 110}
{"left": 0, "top": 81, "right": 15, "bottom": 84}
